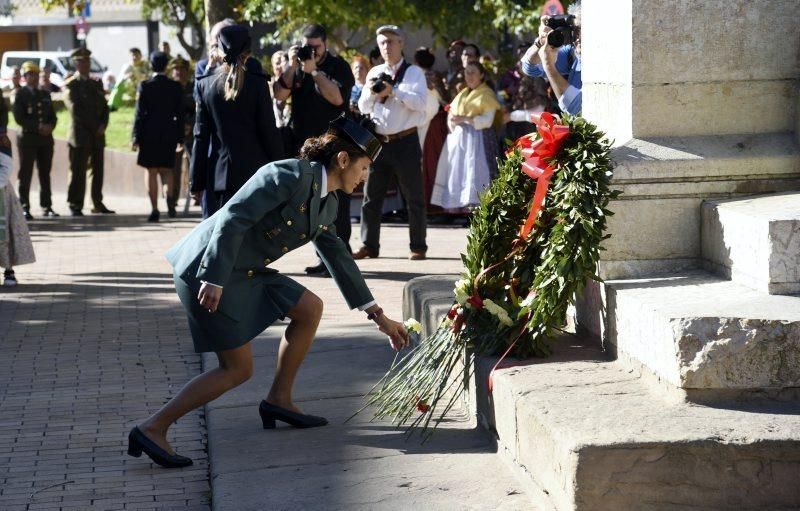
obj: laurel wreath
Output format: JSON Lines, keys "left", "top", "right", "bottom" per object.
{"left": 357, "top": 115, "right": 619, "bottom": 437}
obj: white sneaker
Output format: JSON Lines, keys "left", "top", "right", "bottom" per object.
{"left": 3, "top": 271, "right": 17, "bottom": 287}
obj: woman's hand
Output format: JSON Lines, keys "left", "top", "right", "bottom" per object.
{"left": 376, "top": 315, "right": 410, "bottom": 351}
{"left": 198, "top": 282, "right": 223, "bottom": 313}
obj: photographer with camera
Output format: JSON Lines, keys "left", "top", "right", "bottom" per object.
{"left": 355, "top": 25, "right": 429, "bottom": 261}
{"left": 273, "top": 23, "right": 356, "bottom": 276}
{"left": 520, "top": 1, "right": 582, "bottom": 116}
{"left": 273, "top": 24, "right": 355, "bottom": 155}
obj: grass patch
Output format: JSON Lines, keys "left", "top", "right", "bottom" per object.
{"left": 9, "top": 103, "right": 135, "bottom": 153}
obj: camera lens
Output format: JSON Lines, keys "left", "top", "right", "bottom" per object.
{"left": 371, "top": 80, "right": 387, "bottom": 94}
{"left": 547, "top": 29, "right": 565, "bottom": 48}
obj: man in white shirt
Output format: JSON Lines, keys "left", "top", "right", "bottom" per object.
{"left": 355, "top": 25, "right": 429, "bottom": 261}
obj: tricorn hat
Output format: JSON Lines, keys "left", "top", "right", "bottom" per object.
{"left": 329, "top": 114, "right": 382, "bottom": 162}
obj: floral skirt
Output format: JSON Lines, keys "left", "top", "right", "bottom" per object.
{"left": 0, "top": 185, "right": 36, "bottom": 269}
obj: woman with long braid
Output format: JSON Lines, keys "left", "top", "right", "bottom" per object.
{"left": 189, "top": 24, "right": 284, "bottom": 209}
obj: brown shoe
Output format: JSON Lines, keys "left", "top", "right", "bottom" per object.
{"left": 409, "top": 250, "right": 427, "bottom": 261}
{"left": 352, "top": 246, "right": 379, "bottom": 260}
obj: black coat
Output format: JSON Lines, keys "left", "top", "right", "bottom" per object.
{"left": 190, "top": 68, "right": 283, "bottom": 197}
{"left": 132, "top": 75, "right": 184, "bottom": 168}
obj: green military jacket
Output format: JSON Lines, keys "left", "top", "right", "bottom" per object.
{"left": 12, "top": 86, "right": 57, "bottom": 143}
{"left": 63, "top": 75, "right": 109, "bottom": 148}
{"left": 166, "top": 158, "right": 374, "bottom": 321}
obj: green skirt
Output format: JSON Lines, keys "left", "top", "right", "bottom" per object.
{"left": 174, "top": 270, "right": 306, "bottom": 353}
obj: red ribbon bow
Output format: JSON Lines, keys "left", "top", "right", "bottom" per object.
{"left": 509, "top": 112, "right": 570, "bottom": 240}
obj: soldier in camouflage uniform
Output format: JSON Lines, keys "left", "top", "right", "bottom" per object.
{"left": 12, "top": 61, "right": 58, "bottom": 219}
{"left": 63, "top": 48, "right": 114, "bottom": 216}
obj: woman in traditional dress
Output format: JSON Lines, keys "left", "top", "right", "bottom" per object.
{"left": 431, "top": 61, "right": 501, "bottom": 212}
{"left": 127, "top": 115, "right": 409, "bottom": 469}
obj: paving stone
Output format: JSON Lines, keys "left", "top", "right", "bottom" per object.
{"left": 0, "top": 196, "right": 210, "bottom": 511}
{"left": 2, "top": 193, "right": 519, "bottom": 510}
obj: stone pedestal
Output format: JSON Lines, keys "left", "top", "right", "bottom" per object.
{"left": 702, "top": 192, "right": 800, "bottom": 295}
{"left": 581, "top": 0, "right": 800, "bottom": 279}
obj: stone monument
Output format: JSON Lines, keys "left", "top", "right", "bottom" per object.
{"left": 405, "top": 0, "right": 800, "bottom": 508}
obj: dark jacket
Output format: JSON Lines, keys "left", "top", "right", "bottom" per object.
{"left": 190, "top": 68, "right": 283, "bottom": 197}
{"left": 13, "top": 86, "right": 57, "bottom": 134}
{"left": 63, "top": 75, "right": 109, "bottom": 148}
{"left": 132, "top": 74, "right": 184, "bottom": 168}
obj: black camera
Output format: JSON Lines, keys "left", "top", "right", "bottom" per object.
{"left": 370, "top": 72, "right": 395, "bottom": 94}
{"left": 545, "top": 14, "right": 576, "bottom": 48}
{"left": 296, "top": 44, "right": 315, "bottom": 61}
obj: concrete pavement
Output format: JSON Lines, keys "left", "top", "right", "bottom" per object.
{"left": 0, "top": 194, "right": 532, "bottom": 510}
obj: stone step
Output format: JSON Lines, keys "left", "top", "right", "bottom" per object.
{"left": 605, "top": 271, "right": 800, "bottom": 399}
{"left": 404, "top": 276, "right": 800, "bottom": 510}
{"left": 701, "top": 192, "right": 800, "bottom": 295}
{"left": 475, "top": 343, "right": 800, "bottom": 511}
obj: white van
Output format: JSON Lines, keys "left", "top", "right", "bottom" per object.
{"left": 0, "top": 51, "right": 106, "bottom": 89}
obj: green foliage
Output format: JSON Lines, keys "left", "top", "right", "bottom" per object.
{"left": 37, "top": 0, "right": 205, "bottom": 60}
{"left": 361, "top": 116, "right": 620, "bottom": 436}
{"left": 142, "top": 0, "right": 207, "bottom": 60}
{"left": 462, "top": 115, "right": 618, "bottom": 358}
{"left": 239, "top": 0, "right": 547, "bottom": 50}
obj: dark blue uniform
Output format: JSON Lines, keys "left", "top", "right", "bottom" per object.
{"left": 190, "top": 63, "right": 282, "bottom": 213}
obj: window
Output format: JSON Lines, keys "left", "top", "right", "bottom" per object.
{"left": 57, "top": 56, "right": 104, "bottom": 73}
{"left": 4, "top": 57, "right": 30, "bottom": 69}
{"left": 44, "top": 59, "right": 59, "bottom": 73}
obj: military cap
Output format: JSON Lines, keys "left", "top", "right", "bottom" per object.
{"left": 71, "top": 47, "right": 92, "bottom": 61}
{"left": 329, "top": 113, "right": 382, "bottom": 162}
{"left": 21, "top": 61, "right": 40, "bottom": 75}
{"left": 149, "top": 51, "right": 169, "bottom": 72}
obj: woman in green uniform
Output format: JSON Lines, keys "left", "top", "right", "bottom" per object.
{"left": 128, "top": 115, "right": 409, "bottom": 468}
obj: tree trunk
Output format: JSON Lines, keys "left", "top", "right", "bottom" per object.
{"left": 204, "top": 0, "right": 233, "bottom": 28}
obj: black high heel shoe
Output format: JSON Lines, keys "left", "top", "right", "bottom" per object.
{"left": 127, "top": 426, "right": 193, "bottom": 468}
{"left": 259, "top": 400, "right": 328, "bottom": 429}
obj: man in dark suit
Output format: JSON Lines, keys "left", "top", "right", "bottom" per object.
{"left": 13, "top": 61, "right": 58, "bottom": 219}
{"left": 64, "top": 47, "right": 114, "bottom": 216}
{"left": 190, "top": 25, "right": 283, "bottom": 211}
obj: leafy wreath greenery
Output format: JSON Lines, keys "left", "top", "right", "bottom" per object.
{"left": 358, "top": 115, "right": 620, "bottom": 436}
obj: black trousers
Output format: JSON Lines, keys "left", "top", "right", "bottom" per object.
{"left": 67, "top": 144, "right": 105, "bottom": 210}
{"left": 360, "top": 132, "right": 427, "bottom": 253}
{"left": 17, "top": 134, "right": 54, "bottom": 209}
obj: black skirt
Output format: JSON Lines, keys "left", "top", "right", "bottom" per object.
{"left": 138, "top": 140, "right": 176, "bottom": 168}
